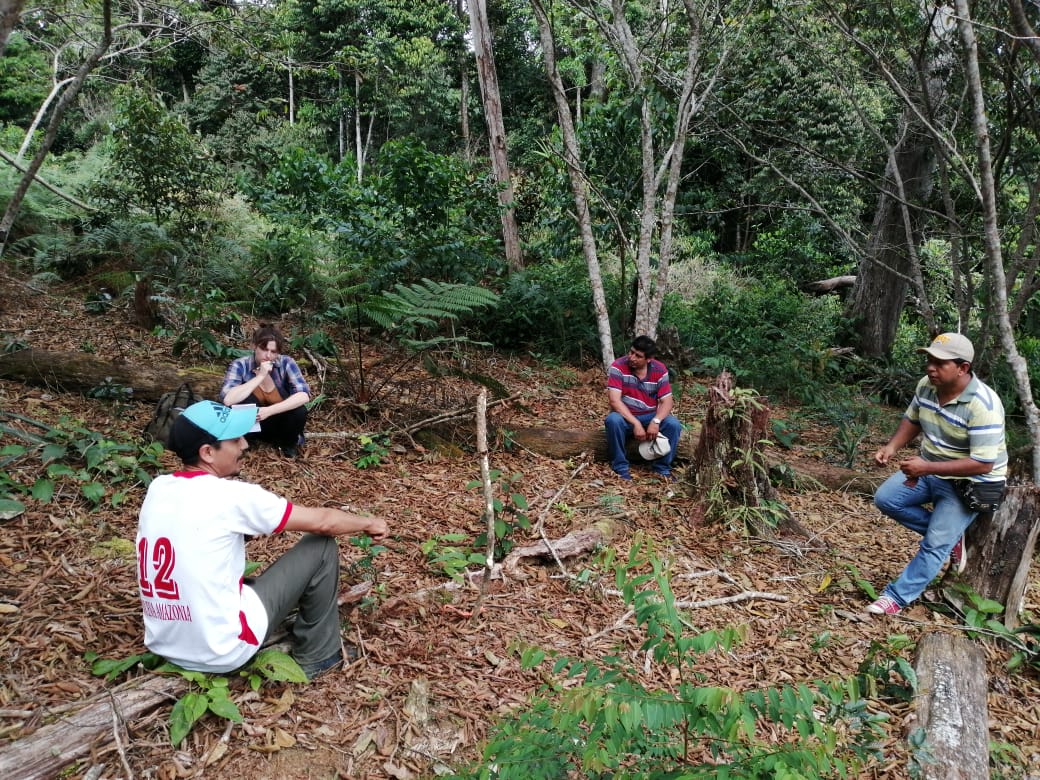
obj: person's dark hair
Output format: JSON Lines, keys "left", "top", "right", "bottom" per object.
{"left": 953, "top": 358, "right": 974, "bottom": 375}
{"left": 168, "top": 415, "right": 219, "bottom": 465}
{"left": 631, "top": 335, "right": 657, "bottom": 358}
{"left": 252, "top": 324, "right": 286, "bottom": 353}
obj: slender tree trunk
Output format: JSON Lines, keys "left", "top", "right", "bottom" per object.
{"left": 355, "top": 72, "right": 365, "bottom": 182}
{"left": 954, "top": 0, "right": 1040, "bottom": 480}
{"left": 603, "top": 0, "right": 733, "bottom": 339}
{"left": 288, "top": 60, "right": 295, "bottom": 125}
{"left": 531, "top": 0, "right": 615, "bottom": 372}
{"left": 17, "top": 77, "right": 75, "bottom": 162}
{"left": 0, "top": 0, "right": 111, "bottom": 259}
{"left": 0, "top": 0, "right": 24, "bottom": 58}
{"left": 467, "top": 0, "right": 522, "bottom": 271}
{"left": 337, "top": 69, "right": 345, "bottom": 162}
{"left": 0, "top": 148, "right": 93, "bottom": 211}
{"left": 457, "top": 0, "right": 472, "bottom": 163}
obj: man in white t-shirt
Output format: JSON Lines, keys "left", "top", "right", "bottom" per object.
{"left": 137, "top": 401, "right": 388, "bottom": 679}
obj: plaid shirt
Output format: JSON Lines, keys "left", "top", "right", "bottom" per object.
{"left": 219, "top": 354, "right": 311, "bottom": 403}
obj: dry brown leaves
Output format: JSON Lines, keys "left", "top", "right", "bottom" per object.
{"left": 1, "top": 276, "right": 1039, "bottom": 779}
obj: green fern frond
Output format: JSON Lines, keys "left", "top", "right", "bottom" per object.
{"left": 362, "top": 278, "right": 499, "bottom": 336}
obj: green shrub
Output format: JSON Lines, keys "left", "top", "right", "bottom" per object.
{"left": 248, "top": 226, "right": 329, "bottom": 315}
{"left": 477, "top": 261, "right": 623, "bottom": 363}
{"left": 664, "top": 276, "right": 844, "bottom": 401}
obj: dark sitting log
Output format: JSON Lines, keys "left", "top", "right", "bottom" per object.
{"left": 910, "top": 632, "right": 989, "bottom": 779}
{"left": 505, "top": 426, "right": 883, "bottom": 495}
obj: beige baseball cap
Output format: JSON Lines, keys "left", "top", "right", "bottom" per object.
{"left": 917, "top": 332, "right": 974, "bottom": 362}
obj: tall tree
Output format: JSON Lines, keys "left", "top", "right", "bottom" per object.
{"left": 467, "top": 0, "right": 523, "bottom": 270}
{"left": 844, "top": 4, "right": 955, "bottom": 357}
{"left": 533, "top": 0, "right": 749, "bottom": 344}
{"left": 0, "top": 0, "right": 112, "bottom": 257}
{"left": 953, "top": 0, "right": 1040, "bottom": 478}
{"left": 531, "top": 0, "right": 614, "bottom": 371}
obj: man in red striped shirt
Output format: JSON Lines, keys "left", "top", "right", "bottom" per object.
{"left": 605, "top": 335, "right": 682, "bottom": 480}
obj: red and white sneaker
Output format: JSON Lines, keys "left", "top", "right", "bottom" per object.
{"left": 866, "top": 595, "right": 902, "bottom": 615}
{"left": 950, "top": 538, "right": 967, "bottom": 574}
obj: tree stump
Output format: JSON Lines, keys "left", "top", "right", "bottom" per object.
{"left": 687, "top": 371, "right": 809, "bottom": 538}
{"left": 941, "top": 483, "right": 1040, "bottom": 629}
{"left": 910, "top": 631, "right": 989, "bottom": 779}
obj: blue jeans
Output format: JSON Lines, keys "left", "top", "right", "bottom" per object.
{"left": 873, "top": 472, "right": 976, "bottom": 607}
{"left": 604, "top": 411, "right": 681, "bottom": 476}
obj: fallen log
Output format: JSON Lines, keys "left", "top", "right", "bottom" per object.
{"left": 801, "top": 275, "right": 856, "bottom": 296}
{"left": 0, "top": 348, "right": 223, "bottom": 402}
{"left": 910, "top": 631, "right": 989, "bottom": 779}
{"left": 505, "top": 426, "right": 883, "bottom": 495}
{"left": 501, "top": 524, "right": 611, "bottom": 580}
{"left": 0, "top": 674, "right": 185, "bottom": 780}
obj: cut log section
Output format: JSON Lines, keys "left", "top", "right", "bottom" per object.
{"left": 910, "top": 631, "right": 989, "bottom": 779}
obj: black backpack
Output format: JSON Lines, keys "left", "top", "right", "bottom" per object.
{"left": 144, "top": 383, "right": 204, "bottom": 447}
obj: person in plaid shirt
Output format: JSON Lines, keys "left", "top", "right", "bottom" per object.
{"left": 221, "top": 325, "right": 311, "bottom": 458}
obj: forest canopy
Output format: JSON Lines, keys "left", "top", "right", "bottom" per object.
{"left": 1, "top": 0, "right": 1039, "bottom": 450}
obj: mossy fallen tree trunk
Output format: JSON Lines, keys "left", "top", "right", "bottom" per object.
{"left": 0, "top": 348, "right": 223, "bottom": 402}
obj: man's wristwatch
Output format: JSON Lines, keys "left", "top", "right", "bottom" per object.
{"left": 651, "top": 418, "right": 662, "bottom": 425}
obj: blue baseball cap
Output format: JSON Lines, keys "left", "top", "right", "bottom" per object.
{"left": 180, "top": 401, "right": 257, "bottom": 441}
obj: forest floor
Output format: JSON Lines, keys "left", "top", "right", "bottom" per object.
{"left": 1, "top": 275, "right": 1039, "bottom": 780}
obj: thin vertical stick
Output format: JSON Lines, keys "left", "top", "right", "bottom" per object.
{"left": 472, "top": 389, "right": 494, "bottom": 619}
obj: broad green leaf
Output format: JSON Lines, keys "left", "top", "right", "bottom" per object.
{"left": 249, "top": 649, "right": 308, "bottom": 683}
{"left": 31, "top": 479, "right": 55, "bottom": 503}
{"left": 169, "top": 692, "right": 208, "bottom": 746}
{"left": 975, "top": 598, "right": 1006, "bottom": 615}
{"left": 46, "top": 463, "right": 75, "bottom": 478}
{"left": 209, "top": 694, "right": 245, "bottom": 723}
{"left": 81, "top": 482, "right": 106, "bottom": 504}
{"left": 40, "top": 443, "right": 67, "bottom": 462}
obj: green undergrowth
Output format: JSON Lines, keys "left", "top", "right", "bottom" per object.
{"left": 447, "top": 536, "right": 892, "bottom": 779}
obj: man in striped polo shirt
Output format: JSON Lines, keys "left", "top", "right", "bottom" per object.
{"left": 868, "top": 332, "right": 1007, "bottom": 615}
{"left": 605, "top": 335, "right": 682, "bottom": 480}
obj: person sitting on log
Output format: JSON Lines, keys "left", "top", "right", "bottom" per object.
{"left": 220, "top": 324, "right": 310, "bottom": 458}
{"left": 136, "top": 401, "right": 388, "bottom": 679}
{"left": 868, "top": 332, "right": 1007, "bottom": 615}
{"left": 604, "top": 335, "right": 682, "bottom": 481}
